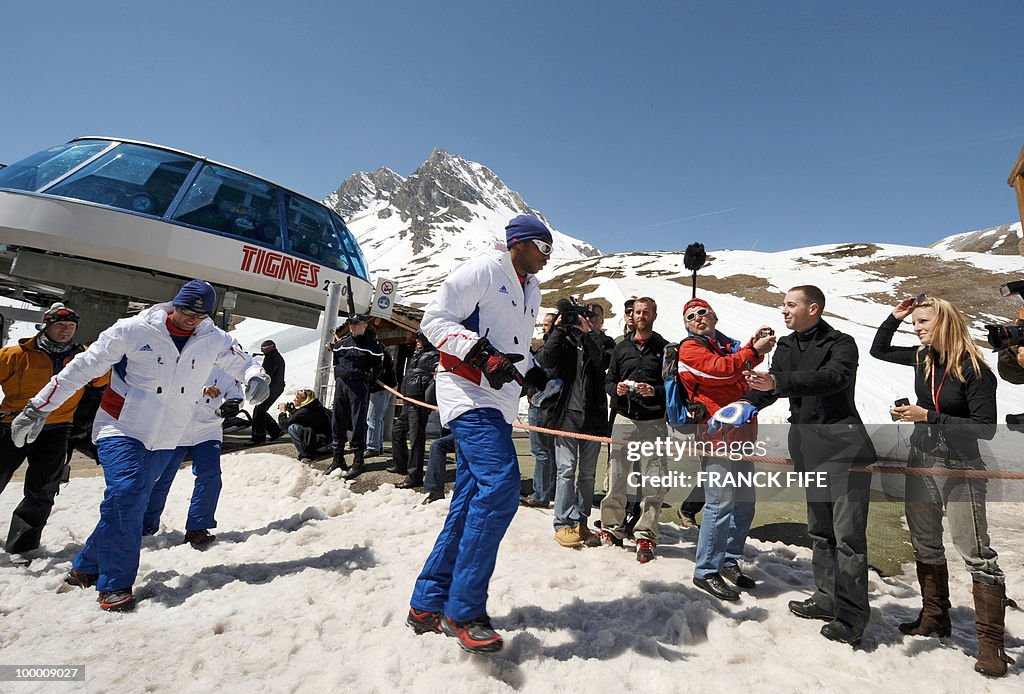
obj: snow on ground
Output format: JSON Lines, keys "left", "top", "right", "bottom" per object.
{"left": 0, "top": 453, "right": 1021, "bottom": 692}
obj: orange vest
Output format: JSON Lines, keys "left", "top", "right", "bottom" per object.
{"left": 0, "top": 336, "right": 109, "bottom": 425}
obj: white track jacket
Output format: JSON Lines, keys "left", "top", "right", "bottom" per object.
{"left": 29, "top": 303, "right": 263, "bottom": 451}
{"left": 421, "top": 249, "right": 541, "bottom": 426}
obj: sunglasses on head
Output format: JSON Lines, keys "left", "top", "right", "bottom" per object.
{"left": 531, "top": 238, "right": 553, "bottom": 255}
{"left": 177, "top": 307, "right": 210, "bottom": 319}
{"left": 685, "top": 307, "right": 709, "bottom": 321}
{"left": 912, "top": 293, "right": 928, "bottom": 307}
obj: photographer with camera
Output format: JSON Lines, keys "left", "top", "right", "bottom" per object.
{"left": 587, "top": 296, "right": 669, "bottom": 563}
{"left": 142, "top": 368, "right": 243, "bottom": 549}
{"left": 536, "top": 298, "right": 614, "bottom": 547}
{"left": 872, "top": 295, "right": 1012, "bottom": 677}
{"left": 277, "top": 389, "right": 333, "bottom": 463}
{"left": 677, "top": 297, "right": 775, "bottom": 601}
{"left": 985, "top": 281, "right": 1024, "bottom": 433}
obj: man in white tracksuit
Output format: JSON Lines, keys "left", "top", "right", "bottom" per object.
{"left": 142, "top": 368, "right": 242, "bottom": 548}
{"left": 406, "top": 215, "right": 551, "bottom": 654}
{"left": 10, "top": 279, "right": 268, "bottom": 612}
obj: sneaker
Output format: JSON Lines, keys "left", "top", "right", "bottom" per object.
{"left": 65, "top": 568, "right": 98, "bottom": 589}
{"left": 820, "top": 619, "right": 863, "bottom": 646}
{"left": 788, "top": 597, "right": 834, "bottom": 622}
{"left": 439, "top": 614, "right": 503, "bottom": 654}
{"left": 635, "top": 538, "right": 656, "bottom": 563}
{"left": 554, "top": 526, "right": 582, "bottom": 547}
{"left": 98, "top": 588, "right": 135, "bottom": 612}
{"left": 183, "top": 529, "right": 216, "bottom": 549}
{"left": 406, "top": 607, "right": 442, "bottom": 634}
{"left": 693, "top": 573, "right": 740, "bottom": 601}
{"left": 585, "top": 530, "right": 623, "bottom": 548}
{"left": 720, "top": 563, "right": 756, "bottom": 590}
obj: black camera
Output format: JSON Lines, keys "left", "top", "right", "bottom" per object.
{"left": 556, "top": 297, "right": 597, "bottom": 327}
{"left": 984, "top": 280, "right": 1024, "bottom": 349}
{"left": 216, "top": 398, "right": 243, "bottom": 419}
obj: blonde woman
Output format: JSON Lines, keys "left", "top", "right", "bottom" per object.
{"left": 871, "top": 295, "right": 1013, "bottom": 677}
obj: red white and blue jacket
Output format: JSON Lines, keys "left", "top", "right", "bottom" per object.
{"left": 29, "top": 303, "right": 263, "bottom": 450}
{"left": 420, "top": 249, "right": 540, "bottom": 426}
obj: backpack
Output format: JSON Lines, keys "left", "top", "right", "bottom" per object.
{"left": 663, "top": 337, "right": 708, "bottom": 435}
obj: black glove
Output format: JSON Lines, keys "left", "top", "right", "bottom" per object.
{"left": 465, "top": 338, "right": 524, "bottom": 390}
{"left": 523, "top": 366, "right": 547, "bottom": 391}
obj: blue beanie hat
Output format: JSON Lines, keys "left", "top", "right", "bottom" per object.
{"left": 505, "top": 215, "right": 553, "bottom": 248}
{"left": 172, "top": 279, "right": 217, "bottom": 314}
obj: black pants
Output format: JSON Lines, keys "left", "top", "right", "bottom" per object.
{"left": 252, "top": 383, "right": 284, "bottom": 441}
{"left": 0, "top": 425, "right": 72, "bottom": 553}
{"left": 333, "top": 378, "right": 370, "bottom": 456}
{"left": 392, "top": 402, "right": 430, "bottom": 478}
{"left": 805, "top": 463, "right": 871, "bottom": 630}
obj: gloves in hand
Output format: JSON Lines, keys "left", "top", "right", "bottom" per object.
{"left": 706, "top": 401, "right": 758, "bottom": 435}
{"left": 465, "top": 338, "right": 524, "bottom": 390}
{"left": 10, "top": 405, "right": 47, "bottom": 448}
{"left": 244, "top": 374, "right": 272, "bottom": 405}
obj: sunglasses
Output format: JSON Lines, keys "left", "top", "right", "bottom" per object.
{"left": 177, "top": 307, "right": 210, "bottom": 319}
{"left": 685, "top": 308, "right": 710, "bottom": 321}
{"left": 912, "top": 293, "right": 928, "bottom": 307}
{"left": 531, "top": 238, "right": 553, "bottom": 256}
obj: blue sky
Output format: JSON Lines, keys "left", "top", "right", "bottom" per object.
{"left": 2, "top": 1, "right": 1023, "bottom": 254}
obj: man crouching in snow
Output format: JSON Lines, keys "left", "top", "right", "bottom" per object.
{"left": 406, "top": 215, "right": 550, "bottom": 653}
{"left": 9, "top": 279, "right": 269, "bottom": 612}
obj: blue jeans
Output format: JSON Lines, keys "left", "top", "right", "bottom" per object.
{"left": 73, "top": 437, "right": 177, "bottom": 592}
{"left": 411, "top": 409, "right": 520, "bottom": 622}
{"left": 553, "top": 431, "right": 600, "bottom": 530}
{"left": 528, "top": 405, "right": 555, "bottom": 503}
{"left": 424, "top": 433, "right": 456, "bottom": 494}
{"left": 693, "top": 456, "right": 756, "bottom": 579}
{"left": 144, "top": 440, "right": 223, "bottom": 532}
{"left": 366, "top": 390, "right": 393, "bottom": 451}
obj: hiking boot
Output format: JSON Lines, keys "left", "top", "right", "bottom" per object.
{"left": 721, "top": 563, "right": 757, "bottom": 590}
{"left": 788, "top": 597, "right": 834, "bottom": 621}
{"left": 693, "top": 573, "right": 740, "bottom": 601}
{"left": 585, "top": 530, "right": 623, "bottom": 548}
{"left": 519, "top": 497, "right": 550, "bottom": 509}
{"left": 406, "top": 607, "right": 442, "bottom": 635}
{"left": 820, "top": 619, "right": 862, "bottom": 646}
{"left": 183, "top": 529, "right": 216, "bottom": 549}
{"left": 98, "top": 588, "right": 135, "bottom": 612}
{"left": 439, "top": 614, "right": 503, "bottom": 654}
{"left": 677, "top": 508, "right": 699, "bottom": 528}
{"left": 555, "top": 526, "right": 582, "bottom": 547}
{"left": 635, "top": 538, "right": 656, "bottom": 563}
{"left": 65, "top": 568, "right": 98, "bottom": 589}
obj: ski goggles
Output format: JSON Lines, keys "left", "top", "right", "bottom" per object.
{"left": 531, "top": 239, "right": 553, "bottom": 256}
{"left": 43, "top": 307, "right": 80, "bottom": 325}
{"left": 685, "top": 307, "right": 710, "bottom": 321}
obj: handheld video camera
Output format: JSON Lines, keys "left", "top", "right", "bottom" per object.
{"left": 556, "top": 296, "right": 597, "bottom": 327}
{"left": 984, "top": 280, "right": 1024, "bottom": 350}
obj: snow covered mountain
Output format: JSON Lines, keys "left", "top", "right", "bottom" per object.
{"left": 324, "top": 148, "right": 600, "bottom": 304}
{"left": 930, "top": 221, "right": 1023, "bottom": 255}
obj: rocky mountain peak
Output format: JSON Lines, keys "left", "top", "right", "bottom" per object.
{"left": 325, "top": 167, "right": 404, "bottom": 220}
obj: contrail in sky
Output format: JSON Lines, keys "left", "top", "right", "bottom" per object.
{"left": 621, "top": 207, "right": 738, "bottom": 234}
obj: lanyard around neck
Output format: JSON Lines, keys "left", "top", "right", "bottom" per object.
{"left": 930, "top": 360, "right": 948, "bottom": 414}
